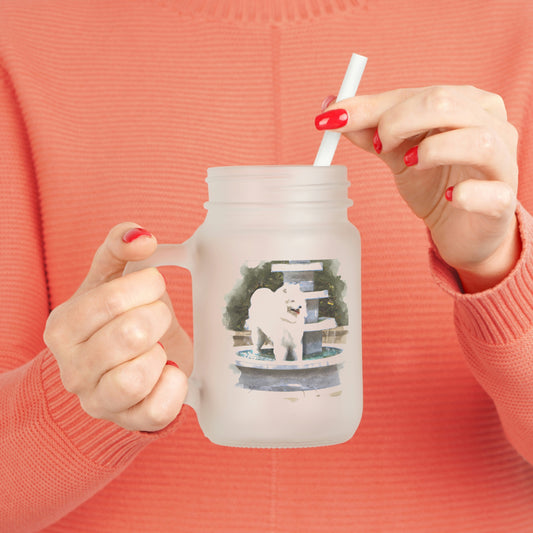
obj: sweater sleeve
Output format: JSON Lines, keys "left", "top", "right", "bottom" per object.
{"left": 0, "top": 66, "right": 178, "bottom": 532}
{"left": 430, "top": 203, "right": 533, "bottom": 465}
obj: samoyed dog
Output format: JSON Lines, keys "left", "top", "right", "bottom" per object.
{"left": 248, "top": 283, "right": 308, "bottom": 361}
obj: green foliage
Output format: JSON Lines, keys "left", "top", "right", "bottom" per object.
{"left": 315, "top": 259, "right": 348, "bottom": 326}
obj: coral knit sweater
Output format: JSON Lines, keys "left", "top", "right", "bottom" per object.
{"left": 2, "top": 1, "right": 533, "bottom": 531}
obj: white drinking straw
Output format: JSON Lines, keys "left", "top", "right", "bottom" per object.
{"left": 313, "top": 53, "right": 367, "bottom": 166}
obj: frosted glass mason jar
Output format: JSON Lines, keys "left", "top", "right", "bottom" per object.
{"left": 127, "top": 165, "right": 362, "bottom": 448}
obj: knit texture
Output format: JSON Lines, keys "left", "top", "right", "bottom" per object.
{"left": 2, "top": 1, "right": 533, "bottom": 531}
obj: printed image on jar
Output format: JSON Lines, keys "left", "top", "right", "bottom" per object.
{"left": 224, "top": 259, "right": 348, "bottom": 396}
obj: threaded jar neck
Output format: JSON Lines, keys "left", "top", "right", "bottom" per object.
{"left": 205, "top": 166, "right": 352, "bottom": 209}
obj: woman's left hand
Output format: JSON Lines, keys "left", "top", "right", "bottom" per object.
{"left": 315, "top": 85, "right": 521, "bottom": 292}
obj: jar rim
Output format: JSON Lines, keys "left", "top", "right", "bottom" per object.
{"left": 207, "top": 165, "right": 347, "bottom": 183}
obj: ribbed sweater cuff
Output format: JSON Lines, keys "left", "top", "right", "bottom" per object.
{"left": 429, "top": 203, "right": 533, "bottom": 345}
{"left": 40, "top": 348, "right": 181, "bottom": 469}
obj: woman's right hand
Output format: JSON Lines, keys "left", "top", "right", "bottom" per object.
{"left": 43, "top": 223, "right": 191, "bottom": 432}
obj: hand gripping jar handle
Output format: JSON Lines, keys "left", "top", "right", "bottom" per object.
{"left": 123, "top": 242, "right": 200, "bottom": 411}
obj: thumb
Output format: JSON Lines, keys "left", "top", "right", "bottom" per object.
{"left": 77, "top": 222, "right": 158, "bottom": 294}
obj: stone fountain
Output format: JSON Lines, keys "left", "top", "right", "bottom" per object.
{"left": 234, "top": 260, "right": 345, "bottom": 392}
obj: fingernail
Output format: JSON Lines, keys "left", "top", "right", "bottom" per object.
{"left": 320, "top": 94, "right": 337, "bottom": 112}
{"left": 404, "top": 146, "right": 419, "bottom": 167}
{"left": 373, "top": 129, "right": 382, "bottom": 154}
{"left": 157, "top": 341, "right": 165, "bottom": 350}
{"left": 445, "top": 186, "right": 454, "bottom": 201}
{"left": 314, "top": 108, "right": 348, "bottom": 130}
{"left": 165, "top": 360, "right": 179, "bottom": 369}
{"left": 122, "top": 227, "right": 152, "bottom": 243}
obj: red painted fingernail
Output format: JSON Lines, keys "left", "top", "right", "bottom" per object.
{"left": 445, "top": 186, "right": 454, "bottom": 201}
{"left": 373, "top": 129, "right": 382, "bottom": 154}
{"left": 404, "top": 146, "right": 419, "bottom": 167}
{"left": 320, "top": 94, "right": 337, "bottom": 112}
{"left": 314, "top": 108, "right": 349, "bottom": 130}
{"left": 165, "top": 360, "right": 179, "bottom": 369}
{"left": 122, "top": 227, "right": 152, "bottom": 243}
{"left": 157, "top": 341, "right": 165, "bottom": 350}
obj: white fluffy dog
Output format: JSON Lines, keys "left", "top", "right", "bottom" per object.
{"left": 248, "top": 283, "right": 308, "bottom": 361}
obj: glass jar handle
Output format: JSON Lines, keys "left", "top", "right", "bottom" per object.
{"left": 123, "top": 242, "right": 200, "bottom": 410}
